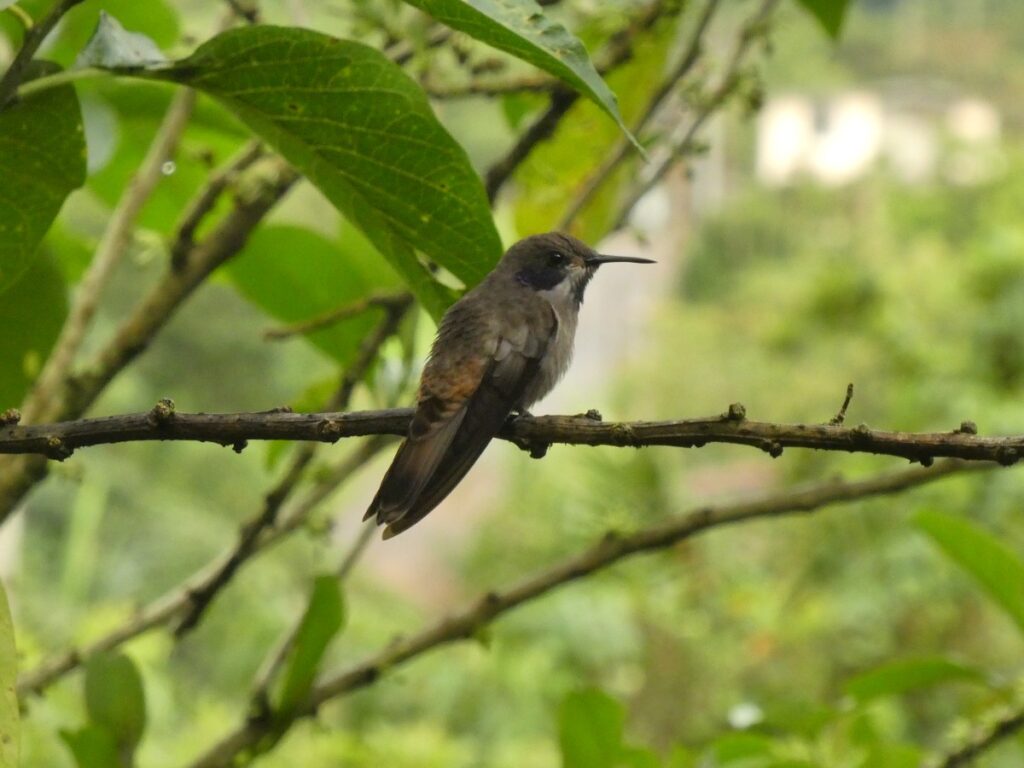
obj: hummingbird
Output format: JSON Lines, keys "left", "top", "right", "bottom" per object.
{"left": 365, "top": 232, "right": 654, "bottom": 538}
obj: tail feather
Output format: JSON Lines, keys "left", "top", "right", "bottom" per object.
{"left": 364, "top": 409, "right": 466, "bottom": 524}
{"left": 381, "top": 427, "right": 495, "bottom": 538}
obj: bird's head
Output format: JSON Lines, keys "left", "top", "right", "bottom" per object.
{"left": 501, "top": 232, "right": 654, "bottom": 306}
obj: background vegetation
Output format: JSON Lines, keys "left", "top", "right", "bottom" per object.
{"left": 2, "top": 0, "right": 1024, "bottom": 766}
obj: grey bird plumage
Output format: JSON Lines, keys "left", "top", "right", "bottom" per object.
{"left": 365, "top": 231, "right": 654, "bottom": 538}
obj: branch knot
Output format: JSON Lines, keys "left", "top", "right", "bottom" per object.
{"left": 725, "top": 402, "right": 746, "bottom": 421}
{"left": 148, "top": 398, "right": 176, "bottom": 426}
{"left": 44, "top": 436, "right": 72, "bottom": 461}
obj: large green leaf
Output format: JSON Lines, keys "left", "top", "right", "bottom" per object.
{"left": 273, "top": 575, "right": 346, "bottom": 717}
{"left": 0, "top": 581, "right": 16, "bottom": 768}
{"left": 400, "top": 0, "right": 636, "bottom": 146}
{"left": 0, "top": 63, "right": 86, "bottom": 294}
{"left": 916, "top": 510, "right": 1024, "bottom": 635}
{"left": 0, "top": 252, "right": 67, "bottom": 410}
{"left": 793, "top": 0, "right": 850, "bottom": 40}
{"left": 228, "top": 224, "right": 403, "bottom": 365}
{"left": 844, "top": 656, "right": 984, "bottom": 704}
{"left": 155, "top": 25, "right": 500, "bottom": 315}
{"left": 84, "top": 652, "right": 147, "bottom": 757}
{"left": 559, "top": 689, "right": 625, "bottom": 768}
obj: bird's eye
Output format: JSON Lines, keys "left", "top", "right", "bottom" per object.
{"left": 548, "top": 251, "right": 566, "bottom": 267}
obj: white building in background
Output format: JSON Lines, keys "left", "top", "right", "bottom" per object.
{"left": 756, "top": 87, "right": 1003, "bottom": 187}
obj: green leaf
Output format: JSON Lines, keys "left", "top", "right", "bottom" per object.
{"left": 156, "top": 25, "right": 500, "bottom": 315}
{"left": 861, "top": 743, "right": 924, "bottom": 768}
{"left": 400, "top": 0, "right": 637, "bottom": 147}
{"left": 704, "top": 732, "right": 775, "bottom": 764}
{"left": 76, "top": 11, "right": 167, "bottom": 69}
{"left": 916, "top": 510, "right": 1024, "bottom": 635}
{"left": 274, "top": 575, "right": 346, "bottom": 716}
{"left": 559, "top": 689, "right": 625, "bottom": 768}
{"left": 228, "top": 224, "right": 402, "bottom": 365}
{"left": 84, "top": 652, "right": 147, "bottom": 755}
{"left": 619, "top": 746, "right": 662, "bottom": 768}
{"left": 0, "top": 62, "right": 86, "bottom": 294}
{"left": 666, "top": 746, "right": 696, "bottom": 768}
{"left": 0, "top": 252, "right": 67, "bottom": 409}
{"left": 60, "top": 726, "right": 120, "bottom": 768}
{"left": 0, "top": 581, "right": 17, "bottom": 768}
{"left": 844, "top": 656, "right": 984, "bottom": 704}
{"left": 793, "top": 0, "right": 850, "bottom": 40}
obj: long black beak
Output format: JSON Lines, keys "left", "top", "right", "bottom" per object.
{"left": 585, "top": 253, "right": 656, "bottom": 266}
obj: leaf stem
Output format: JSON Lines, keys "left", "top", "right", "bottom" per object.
{"left": 14, "top": 67, "right": 112, "bottom": 100}
{"left": 4, "top": 4, "right": 34, "bottom": 30}
{"left": 0, "top": 0, "right": 85, "bottom": 107}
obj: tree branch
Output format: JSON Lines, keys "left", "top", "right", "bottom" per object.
{"left": 187, "top": 459, "right": 990, "bottom": 768}
{"left": 172, "top": 298, "right": 412, "bottom": 636}
{"left": 169, "top": 140, "right": 264, "bottom": 267}
{"left": 932, "top": 705, "right": 1024, "bottom": 768}
{"left": 263, "top": 291, "right": 412, "bottom": 341}
{"left": 17, "top": 246, "right": 409, "bottom": 694}
{"left": 16, "top": 437, "right": 389, "bottom": 699}
{"left": 425, "top": 73, "right": 556, "bottom": 99}
{"left": 24, "top": 88, "right": 198, "bottom": 425}
{"left": 0, "top": 0, "right": 85, "bottom": 108}
{"left": 484, "top": 88, "right": 578, "bottom": 203}
{"left": 557, "top": 0, "right": 722, "bottom": 229}
{"left": 0, "top": 155, "right": 298, "bottom": 523}
{"left": 612, "top": 0, "right": 778, "bottom": 231}
{"left": 483, "top": 0, "right": 676, "bottom": 203}
{"left": 1, "top": 405, "right": 1019, "bottom": 467}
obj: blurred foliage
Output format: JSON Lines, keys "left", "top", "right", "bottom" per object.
{"left": 1, "top": 0, "right": 1024, "bottom": 767}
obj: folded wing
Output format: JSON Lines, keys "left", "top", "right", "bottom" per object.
{"left": 366, "top": 306, "right": 554, "bottom": 538}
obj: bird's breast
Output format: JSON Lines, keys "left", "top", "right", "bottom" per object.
{"left": 520, "top": 282, "right": 579, "bottom": 408}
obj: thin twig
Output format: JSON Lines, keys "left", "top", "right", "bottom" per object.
{"left": 557, "top": 0, "right": 721, "bottom": 229}
{"left": 187, "top": 460, "right": 989, "bottom": 768}
{"left": 386, "top": 25, "right": 453, "bottom": 66}
{"left": 173, "top": 299, "right": 412, "bottom": 635}
{"left": 0, "top": 0, "right": 85, "bottom": 108}
{"left": 483, "top": 0, "right": 676, "bottom": 203}
{"left": 0, "top": 157, "right": 298, "bottom": 524}
{"left": 16, "top": 437, "right": 388, "bottom": 699}
{"left": 485, "top": 89, "right": 578, "bottom": 203}
{"left": 830, "top": 383, "right": 855, "bottom": 426}
{"left": 170, "top": 140, "right": 264, "bottom": 268}
{"left": 425, "top": 74, "right": 556, "bottom": 99}
{"left": 3, "top": 405, "right": 1021, "bottom": 467}
{"left": 931, "top": 706, "right": 1024, "bottom": 768}
{"left": 222, "top": 0, "right": 260, "bottom": 24}
{"left": 5, "top": 4, "right": 34, "bottom": 30}
{"left": 264, "top": 291, "right": 412, "bottom": 341}
{"left": 612, "top": 0, "right": 779, "bottom": 231}
{"left": 24, "top": 88, "right": 198, "bottom": 425}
